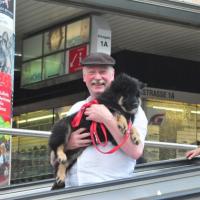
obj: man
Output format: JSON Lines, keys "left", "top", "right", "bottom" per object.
{"left": 65, "top": 52, "right": 148, "bottom": 186}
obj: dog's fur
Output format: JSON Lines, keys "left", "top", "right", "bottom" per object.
{"left": 49, "top": 73, "right": 145, "bottom": 190}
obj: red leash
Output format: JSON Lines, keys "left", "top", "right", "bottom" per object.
{"left": 71, "top": 99, "right": 99, "bottom": 128}
{"left": 71, "top": 100, "right": 131, "bottom": 154}
{"left": 90, "top": 120, "right": 132, "bottom": 154}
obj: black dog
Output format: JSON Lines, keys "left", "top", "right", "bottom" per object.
{"left": 49, "top": 73, "right": 145, "bottom": 190}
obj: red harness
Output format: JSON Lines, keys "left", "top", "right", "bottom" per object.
{"left": 71, "top": 99, "right": 131, "bottom": 154}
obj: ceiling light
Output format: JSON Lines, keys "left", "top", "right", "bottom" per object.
{"left": 152, "top": 106, "right": 184, "bottom": 112}
{"left": 17, "top": 114, "right": 55, "bottom": 124}
{"left": 191, "top": 110, "right": 200, "bottom": 114}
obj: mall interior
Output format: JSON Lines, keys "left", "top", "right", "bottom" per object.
{"left": 1, "top": 0, "right": 200, "bottom": 198}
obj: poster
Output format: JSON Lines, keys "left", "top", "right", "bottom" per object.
{"left": 67, "top": 44, "right": 88, "bottom": 73}
{"left": 0, "top": 0, "right": 15, "bottom": 187}
{"left": 66, "top": 17, "right": 90, "bottom": 48}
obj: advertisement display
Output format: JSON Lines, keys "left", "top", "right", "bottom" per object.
{"left": 0, "top": 0, "right": 15, "bottom": 186}
{"left": 44, "top": 26, "right": 65, "bottom": 54}
{"left": 67, "top": 44, "right": 88, "bottom": 73}
{"left": 66, "top": 18, "right": 90, "bottom": 48}
{"left": 21, "top": 59, "right": 42, "bottom": 85}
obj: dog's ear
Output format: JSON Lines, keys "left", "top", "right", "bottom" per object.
{"left": 138, "top": 81, "right": 146, "bottom": 96}
{"left": 138, "top": 81, "right": 147, "bottom": 90}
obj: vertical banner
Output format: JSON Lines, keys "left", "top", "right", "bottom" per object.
{"left": 0, "top": 0, "right": 15, "bottom": 187}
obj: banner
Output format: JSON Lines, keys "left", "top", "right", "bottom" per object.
{"left": 0, "top": 0, "right": 15, "bottom": 187}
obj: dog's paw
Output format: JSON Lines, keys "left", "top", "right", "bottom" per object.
{"left": 131, "top": 127, "right": 141, "bottom": 145}
{"left": 117, "top": 124, "right": 127, "bottom": 135}
{"left": 115, "top": 114, "right": 128, "bottom": 135}
{"left": 51, "top": 181, "right": 65, "bottom": 190}
{"left": 57, "top": 152, "right": 67, "bottom": 164}
{"left": 56, "top": 165, "right": 66, "bottom": 184}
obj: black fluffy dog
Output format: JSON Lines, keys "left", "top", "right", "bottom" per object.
{"left": 49, "top": 73, "right": 145, "bottom": 190}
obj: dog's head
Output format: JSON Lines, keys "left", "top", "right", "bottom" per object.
{"left": 108, "top": 73, "right": 145, "bottom": 114}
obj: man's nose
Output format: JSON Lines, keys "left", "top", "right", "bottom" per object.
{"left": 93, "top": 72, "right": 102, "bottom": 79}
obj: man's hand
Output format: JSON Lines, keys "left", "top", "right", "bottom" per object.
{"left": 84, "top": 104, "right": 113, "bottom": 124}
{"left": 185, "top": 148, "right": 200, "bottom": 160}
{"left": 65, "top": 128, "right": 91, "bottom": 150}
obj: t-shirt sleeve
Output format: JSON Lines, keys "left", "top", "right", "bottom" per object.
{"left": 133, "top": 106, "right": 148, "bottom": 144}
{"left": 66, "top": 100, "right": 86, "bottom": 116}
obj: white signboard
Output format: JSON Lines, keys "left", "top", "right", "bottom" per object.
{"left": 142, "top": 87, "right": 200, "bottom": 104}
{"left": 90, "top": 15, "right": 111, "bottom": 55}
{"left": 96, "top": 29, "right": 111, "bottom": 55}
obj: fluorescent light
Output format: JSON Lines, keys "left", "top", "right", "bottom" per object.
{"left": 153, "top": 106, "right": 184, "bottom": 112}
{"left": 191, "top": 111, "right": 200, "bottom": 114}
{"left": 17, "top": 114, "right": 55, "bottom": 124}
{"left": 60, "top": 112, "right": 68, "bottom": 116}
{"left": 17, "top": 120, "right": 26, "bottom": 124}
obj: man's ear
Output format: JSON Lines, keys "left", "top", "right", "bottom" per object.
{"left": 83, "top": 74, "right": 86, "bottom": 83}
{"left": 112, "top": 68, "right": 115, "bottom": 81}
{"left": 82, "top": 69, "right": 86, "bottom": 83}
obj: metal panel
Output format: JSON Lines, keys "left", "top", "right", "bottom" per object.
{"left": 42, "top": 0, "right": 200, "bottom": 26}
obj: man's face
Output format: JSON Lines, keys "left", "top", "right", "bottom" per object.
{"left": 83, "top": 66, "right": 115, "bottom": 98}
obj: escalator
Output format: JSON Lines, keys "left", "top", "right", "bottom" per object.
{"left": 1, "top": 157, "right": 200, "bottom": 200}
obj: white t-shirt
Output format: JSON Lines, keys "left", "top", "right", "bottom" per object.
{"left": 65, "top": 97, "right": 148, "bottom": 186}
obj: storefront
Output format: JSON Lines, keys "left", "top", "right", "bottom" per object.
{"left": 12, "top": 87, "right": 200, "bottom": 161}
{"left": 143, "top": 87, "right": 200, "bottom": 162}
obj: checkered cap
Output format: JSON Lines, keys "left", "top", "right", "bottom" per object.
{"left": 81, "top": 52, "right": 115, "bottom": 67}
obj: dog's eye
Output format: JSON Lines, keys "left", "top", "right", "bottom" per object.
{"left": 123, "top": 93, "right": 129, "bottom": 98}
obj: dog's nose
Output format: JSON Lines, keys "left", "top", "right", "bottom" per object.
{"left": 125, "top": 102, "right": 138, "bottom": 111}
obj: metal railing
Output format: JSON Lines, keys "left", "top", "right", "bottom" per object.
{"left": 0, "top": 127, "right": 198, "bottom": 187}
{"left": 0, "top": 127, "right": 198, "bottom": 150}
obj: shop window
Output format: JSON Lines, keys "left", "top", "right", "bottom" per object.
{"left": 21, "top": 17, "right": 90, "bottom": 88}
{"left": 143, "top": 99, "right": 199, "bottom": 162}
{"left": 23, "top": 34, "right": 42, "bottom": 61}
{"left": 13, "top": 105, "right": 72, "bottom": 131}
{"left": 13, "top": 110, "right": 54, "bottom": 130}
{"left": 11, "top": 106, "right": 73, "bottom": 183}
{"left": 43, "top": 52, "right": 64, "bottom": 79}
{"left": 21, "top": 59, "right": 42, "bottom": 86}
{"left": 54, "top": 106, "right": 72, "bottom": 121}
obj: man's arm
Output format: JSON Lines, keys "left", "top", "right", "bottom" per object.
{"left": 84, "top": 104, "right": 148, "bottom": 159}
{"left": 186, "top": 148, "right": 200, "bottom": 160}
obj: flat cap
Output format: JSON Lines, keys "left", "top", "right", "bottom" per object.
{"left": 81, "top": 52, "right": 115, "bottom": 67}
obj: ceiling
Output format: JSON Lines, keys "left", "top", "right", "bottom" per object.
{"left": 15, "top": 0, "right": 200, "bottom": 63}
